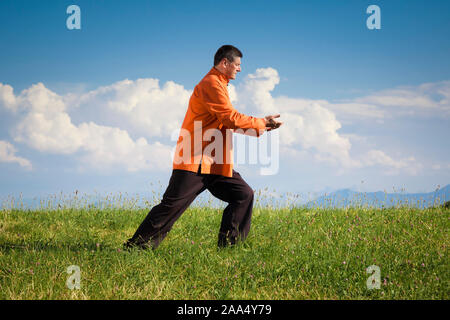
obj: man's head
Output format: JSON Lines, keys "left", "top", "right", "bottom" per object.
{"left": 214, "top": 45, "right": 242, "bottom": 80}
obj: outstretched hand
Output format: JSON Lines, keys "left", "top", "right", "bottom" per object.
{"left": 265, "top": 114, "right": 283, "bottom": 131}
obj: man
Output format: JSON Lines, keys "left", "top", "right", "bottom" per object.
{"left": 125, "top": 45, "right": 282, "bottom": 249}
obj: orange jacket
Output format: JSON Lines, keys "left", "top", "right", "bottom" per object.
{"left": 172, "top": 67, "right": 267, "bottom": 177}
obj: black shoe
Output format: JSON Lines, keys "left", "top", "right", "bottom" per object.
{"left": 123, "top": 239, "right": 151, "bottom": 251}
{"left": 218, "top": 233, "right": 238, "bottom": 248}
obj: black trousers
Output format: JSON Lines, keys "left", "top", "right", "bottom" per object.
{"left": 126, "top": 166, "right": 255, "bottom": 249}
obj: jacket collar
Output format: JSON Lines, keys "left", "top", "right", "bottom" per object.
{"left": 209, "top": 67, "right": 230, "bottom": 85}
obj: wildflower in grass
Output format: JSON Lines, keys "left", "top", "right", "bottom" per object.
{"left": 342, "top": 261, "right": 346, "bottom": 265}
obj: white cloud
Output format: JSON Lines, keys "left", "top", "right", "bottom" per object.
{"left": 335, "top": 80, "right": 450, "bottom": 120}
{"left": 76, "top": 122, "right": 172, "bottom": 172}
{"left": 237, "top": 67, "right": 280, "bottom": 115}
{"left": 227, "top": 83, "right": 238, "bottom": 104}
{"left": 360, "top": 150, "right": 422, "bottom": 176}
{"left": 325, "top": 102, "right": 386, "bottom": 121}
{"left": 14, "top": 108, "right": 83, "bottom": 154}
{"left": 355, "top": 89, "right": 436, "bottom": 108}
{"left": 1, "top": 81, "right": 173, "bottom": 172}
{"left": 69, "top": 78, "right": 191, "bottom": 139}
{"left": 340, "top": 133, "right": 369, "bottom": 144}
{"left": 276, "top": 81, "right": 450, "bottom": 124}
{"left": 235, "top": 70, "right": 358, "bottom": 169}
{"left": 0, "top": 83, "right": 18, "bottom": 111}
{"left": 0, "top": 140, "right": 32, "bottom": 170}
{"left": 232, "top": 68, "right": 424, "bottom": 174}
{"left": 431, "top": 162, "right": 450, "bottom": 171}
{"left": 2, "top": 70, "right": 443, "bottom": 177}
{"left": 431, "top": 164, "right": 441, "bottom": 170}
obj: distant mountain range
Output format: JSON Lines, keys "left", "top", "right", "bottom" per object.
{"left": 2, "top": 184, "right": 449, "bottom": 210}
{"left": 306, "top": 184, "right": 450, "bottom": 208}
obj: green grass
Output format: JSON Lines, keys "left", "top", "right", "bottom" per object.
{"left": 0, "top": 203, "right": 448, "bottom": 299}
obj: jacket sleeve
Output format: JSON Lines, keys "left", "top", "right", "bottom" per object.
{"left": 201, "top": 80, "right": 266, "bottom": 136}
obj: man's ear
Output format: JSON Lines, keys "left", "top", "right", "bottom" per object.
{"left": 222, "top": 58, "right": 230, "bottom": 67}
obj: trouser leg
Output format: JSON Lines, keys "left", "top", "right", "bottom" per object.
{"left": 126, "top": 169, "right": 206, "bottom": 249}
{"left": 206, "top": 170, "right": 255, "bottom": 247}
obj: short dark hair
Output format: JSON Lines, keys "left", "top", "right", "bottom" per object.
{"left": 214, "top": 45, "right": 243, "bottom": 66}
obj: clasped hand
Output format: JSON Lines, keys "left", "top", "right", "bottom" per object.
{"left": 265, "top": 114, "right": 283, "bottom": 131}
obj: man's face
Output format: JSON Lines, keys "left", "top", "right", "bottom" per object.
{"left": 224, "top": 57, "right": 241, "bottom": 80}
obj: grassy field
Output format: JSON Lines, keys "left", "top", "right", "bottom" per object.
{"left": 0, "top": 195, "right": 448, "bottom": 300}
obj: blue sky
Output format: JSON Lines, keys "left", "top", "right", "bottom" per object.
{"left": 0, "top": 0, "right": 449, "bottom": 201}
